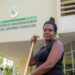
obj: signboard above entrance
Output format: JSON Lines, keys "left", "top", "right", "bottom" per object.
{"left": 0, "top": 16, "right": 37, "bottom": 31}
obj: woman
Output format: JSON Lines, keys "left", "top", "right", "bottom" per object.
{"left": 29, "top": 17, "right": 65, "bottom": 75}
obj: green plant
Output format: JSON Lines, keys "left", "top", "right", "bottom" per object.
{"left": 0, "top": 57, "right": 4, "bottom": 63}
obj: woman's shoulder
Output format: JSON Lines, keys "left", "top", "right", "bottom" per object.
{"left": 55, "top": 40, "right": 63, "bottom": 46}
{"left": 53, "top": 40, "right": 64, "bottom": 52}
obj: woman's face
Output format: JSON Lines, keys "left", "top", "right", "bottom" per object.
{"left": 43, "top": 24, "right": 56, "bottom": 42}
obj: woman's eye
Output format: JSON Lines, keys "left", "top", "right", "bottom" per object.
{"left": 49, "top": 29, "right": 52, "bottom": 31}
{"left": 44, "top": 29, "right": 53, "bottom": 32}
{"left": 44, "top": 29, "right": 46, "bottom": 31}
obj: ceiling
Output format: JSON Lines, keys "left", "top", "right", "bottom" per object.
{"left": 59, "top": 32, "right": 75, "bottom": 45}
{"left": 0, "top": 40, "right": 45, "bottom": 62}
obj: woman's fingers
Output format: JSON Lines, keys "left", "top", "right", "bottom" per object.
{"left": 31, "top": 35, "right": 38, "bottom": 44}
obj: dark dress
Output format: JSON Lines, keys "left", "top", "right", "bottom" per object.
{"left": 34, "top": 39, "right": 65, "bottom": 75}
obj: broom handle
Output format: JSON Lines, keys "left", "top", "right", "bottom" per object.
{"left": 24, "top": 42, "right": 35, "bottom": 75}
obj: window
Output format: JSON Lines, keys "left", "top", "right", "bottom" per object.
{"left": 61, "top": 0, "right": 75, "bottom": 16}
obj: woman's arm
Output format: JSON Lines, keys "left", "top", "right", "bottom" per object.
{"left": 30, "top": 40, "right": 64, "bottom": 75}
{"left": 29, "top": 51, "right": 36, "bottom": 66}
{"left": 29, "top": 35, "right": 38, "bottom": 66}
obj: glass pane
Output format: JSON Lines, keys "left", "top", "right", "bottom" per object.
{"left": 64, "top": 43, "right": 71, "bottom": 53}
{"left": 73, "top": 51, "right": 75, "bottom": 70}
{"left": 72, "top": 41, "right": 75, "bottom": 50}
{"left": 65, "top": 52, "right": 72, "bottom": 69}
{"left": 66, "top": 70, "right": 73, "bottom": 75}
{"left": 73, "top": 70, "right": 75, "bottom": 75}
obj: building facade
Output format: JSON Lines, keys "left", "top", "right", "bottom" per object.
{"left": 0, "top": 0, "right": 75, "bottom": 75}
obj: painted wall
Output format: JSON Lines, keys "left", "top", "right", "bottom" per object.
{"left": 58, "top": 15, "right": 75, "bottom": 33}
{"left": 0, "top": 0, "right": 57, "bottom": 75}
{"left": 0, "top": 0, "right": 57, "bottom": 42}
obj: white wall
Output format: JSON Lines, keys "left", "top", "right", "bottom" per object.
{"left": 0, "top": 0, "right": 57, "bottom": 42}
{"left": 58, "top": 15, "right": 75, "bottom": 33}
{"left": 0, "top": 0, "right": 58, "bottom": 75}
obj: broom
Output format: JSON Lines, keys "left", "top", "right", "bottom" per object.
{"left": 24, "top": 34, "right": 39, "bottom": 75}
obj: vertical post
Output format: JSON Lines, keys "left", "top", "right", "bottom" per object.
{"left": 71, "top": 42, "right": 74, "bottom": 74}
{"left": 13, "top": 62, "right": 16, "bottom": 75}
{"left": 57, "top": 0, "right": 61, "bottom": 28}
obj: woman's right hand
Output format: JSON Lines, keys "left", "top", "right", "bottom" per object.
{"left": 31, "top": 35, "right": 38, "bottom": 44}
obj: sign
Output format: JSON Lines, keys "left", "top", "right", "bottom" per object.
{"left": 0, "top": 16, "right": 37, "bottom": 31}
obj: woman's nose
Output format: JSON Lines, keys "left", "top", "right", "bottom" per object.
{"left": 45, "top": 30, "right": 49, "bottom": 33}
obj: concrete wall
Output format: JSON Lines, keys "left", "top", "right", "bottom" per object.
{"left": 58, "top": 15, "right": 75, "bottom": 33}
{"left": 0, "top": 0, "right": 58, "bottom": 75}
{"left": 0, "top": 0, "right": 57, "bottom": 42}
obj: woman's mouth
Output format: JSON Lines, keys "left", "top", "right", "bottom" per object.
{"left": 45, "top": 34, "right": 50, "bottom": 38}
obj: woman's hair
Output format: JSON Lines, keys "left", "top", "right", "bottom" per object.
{"left": 43, "top": 17, "right": 57, "bottom": 32}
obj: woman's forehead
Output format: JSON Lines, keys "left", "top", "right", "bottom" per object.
{"left": 44, "top": 24, "right": 54, "bottom": 29}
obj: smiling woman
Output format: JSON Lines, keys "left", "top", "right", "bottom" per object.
{"left": 28, "top": 17, "right": 65, "bottom": 75}
{"left": 43, "top": 17, "right": 57, "bottom": 44}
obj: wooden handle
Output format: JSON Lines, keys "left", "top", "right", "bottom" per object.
{"left": 24, "top": 42, "right": 35, "bottom": 75}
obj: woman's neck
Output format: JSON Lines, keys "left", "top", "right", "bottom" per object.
{"left": 45, "top": 40, "right": 51, "bottom": 45}
{"left": 45, "top": 39, "right": 54, "bottom": 45}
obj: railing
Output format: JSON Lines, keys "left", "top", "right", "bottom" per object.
{"left": 61, "top": 0, "right": 75, "bottom": 16}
